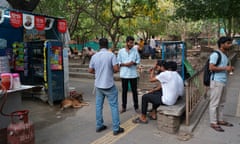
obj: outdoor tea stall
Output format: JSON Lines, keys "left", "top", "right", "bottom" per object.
{"left": 0, "top": 7, "right": 69, "bottom": 143}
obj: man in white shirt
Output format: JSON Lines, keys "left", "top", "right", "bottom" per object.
{"left": 132, "top": 60, "right": 184, "bottom": 123}
{"left": 150, "top": 35, "right": 156, "bottom": 59}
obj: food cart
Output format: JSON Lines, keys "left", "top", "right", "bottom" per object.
{"left": 0, "top": 7, "right": 69, "bottom": 143}
{"left": 0, "top": 7, "right": 69, "bottom": 104}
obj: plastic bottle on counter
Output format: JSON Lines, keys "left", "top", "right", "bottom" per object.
{"left": 12, "top": 73, "right": 21, "bottom": 89}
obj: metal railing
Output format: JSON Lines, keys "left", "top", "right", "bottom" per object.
{"left": 184, "top": 68, "right": 206, "bottom": 126}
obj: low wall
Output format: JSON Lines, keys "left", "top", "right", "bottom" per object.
{"left": 157, "top": 98, "right": 185, "bottom": 134}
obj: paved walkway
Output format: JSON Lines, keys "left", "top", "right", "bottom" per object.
{"left": 22, "top": 59, "right": 240, "bottom": 144}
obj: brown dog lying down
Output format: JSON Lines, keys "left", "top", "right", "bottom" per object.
{"left": 60, "top": 91, "right": 89, "bottom": 110}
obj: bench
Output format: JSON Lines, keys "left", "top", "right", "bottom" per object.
{"left": 157, "top": 97, "right": 186, "bottom": 134}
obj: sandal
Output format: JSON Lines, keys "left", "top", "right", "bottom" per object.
{"left": 210, "top": 124, "right": 224, "bottom": 132}
{"left": 147, "top": 114, "right": 157, "bottom": 120}
{"left": 132, "top": 117, "right": 148, "bottom": 124}
{"left": 218, "top": 121, "right": 234, "bottom": 127}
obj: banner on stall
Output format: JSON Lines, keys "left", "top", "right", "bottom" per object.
{"left": 0, "top": 8, "right": 67, "bottom": 33}
{"left": 35, "top": 16, "right": 45, "bottom": 31}
{"left": 23, "top": 14, "right": 34, "bottom": 30}
{"left": 45, "top": 18, "right": 54, "bottom": 30}
{"left": 10, "top": 11, "right": 22, "bottom": 28}
{"left": 57, "top": 19, "right": 67, "bottom": 33}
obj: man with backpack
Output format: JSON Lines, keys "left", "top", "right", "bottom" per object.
{"left": 209, "top": 36, "right": 234, "bottom": 132}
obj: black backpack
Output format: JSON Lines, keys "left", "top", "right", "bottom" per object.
{"left": 203, "top": 51, "right": 221, "bottom": 86}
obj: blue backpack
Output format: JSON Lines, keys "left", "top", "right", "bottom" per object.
{"left": 203, "top": 51, "right": 221, "bottom": 86}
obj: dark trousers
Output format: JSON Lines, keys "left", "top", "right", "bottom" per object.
{"left": 82, "top": 55, "right": 92, "bottom": 64}
{"left": 151, "top": 48, "right": 156, "bottom": 59}
{"left": 141, "top": 90, "right": 162, "bottom": 115}
{"left": 121, "top": 78, "right": 138, "bottom": 110}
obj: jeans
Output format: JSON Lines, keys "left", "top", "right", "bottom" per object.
{"left": 121, "top": 78, "right": 138, "bottom": 110}
{"left": 95, "top": 85, "right": 120, "bottom": 131}
{"left": 141, "top": 90, "right": 162, "bottom": 115}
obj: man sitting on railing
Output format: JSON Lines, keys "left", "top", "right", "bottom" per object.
{"left": 132, "top": 60, "right": 184, "bottom": 124}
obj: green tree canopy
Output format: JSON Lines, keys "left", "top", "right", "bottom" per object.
{"left": 173, "top": 0, "right": 240, "bottom": 36}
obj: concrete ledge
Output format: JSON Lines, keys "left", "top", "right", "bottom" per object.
{"left": 157, "top": 97, "right": 186, "bottom": 134}
{"left": 157, "top": 114, "right": 181, "bottom": 134}
{"left": 157, "top": 97, "right": 185, "bottom": 116}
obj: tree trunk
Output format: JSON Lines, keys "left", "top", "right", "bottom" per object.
{"left": 217, "top": 18, "right": 220, "bottom": 37}
{"left": 227, "top": 18, "right": 232, "bottom": 37}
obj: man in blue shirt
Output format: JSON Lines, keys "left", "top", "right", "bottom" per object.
{"left": 209, "top": 36, "right": 234, "bottom": 132}
{"left": 117, "top": 36, "right": 141, "bottom": 113}
{"left": 88, "top": 38, "right": 124, "bottom": 135}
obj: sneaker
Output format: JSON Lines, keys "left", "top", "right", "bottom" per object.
{"left": 96, "top": 125, "right": 107, "bottom": 132}
{"left": 113, "top": 127, "right": 124, "bottom": 135}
